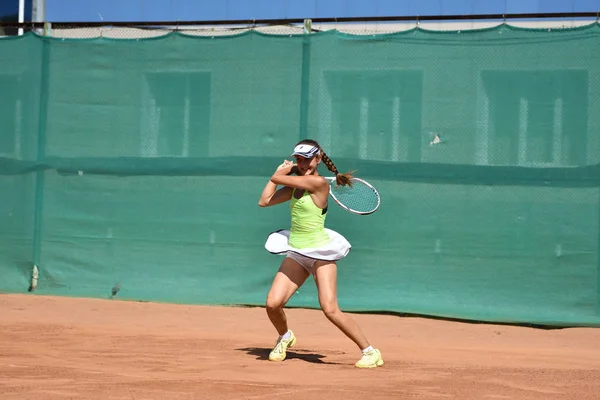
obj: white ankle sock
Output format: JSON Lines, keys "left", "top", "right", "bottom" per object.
{"left": 280, "top": 331, "right": 291, "bottom": 340}
{"left": 361, "top": 345, "right": 374, "bottom": 354}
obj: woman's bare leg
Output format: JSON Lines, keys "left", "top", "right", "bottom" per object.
{"left": 313, "top": 261, "right": 370, "bottom": 350}
{"left": 265, "top": 257, "right": 309, "bottom": 335}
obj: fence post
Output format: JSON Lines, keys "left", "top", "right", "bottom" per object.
{"left": 29, "top": 22, "right": 51, "bottom": 292}
{"left": 298, "top": 19, "right": 312, "bottom": 140}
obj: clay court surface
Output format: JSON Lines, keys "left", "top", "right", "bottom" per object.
{"left": 1, "top": 294, "right": 599, "bottom": 399}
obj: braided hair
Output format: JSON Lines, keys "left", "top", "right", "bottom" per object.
{"left": 295, "top": 139, "right": 354, "bottom": 187}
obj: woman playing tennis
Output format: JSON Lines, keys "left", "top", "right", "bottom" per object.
{"left": 258, "top": 139, "right": 384, "bottom": 368}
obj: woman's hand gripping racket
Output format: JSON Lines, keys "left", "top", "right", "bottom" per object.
{"left": 325, "top": 177, "right": 380, "bottom": 215}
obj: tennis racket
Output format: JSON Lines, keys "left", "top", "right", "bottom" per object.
{"left": 325, "top": 177, "right": 380, "bottom": 215}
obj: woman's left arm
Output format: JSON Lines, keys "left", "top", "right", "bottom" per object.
{"left": 270, "top": 166, "right": 328, "bottom": 193}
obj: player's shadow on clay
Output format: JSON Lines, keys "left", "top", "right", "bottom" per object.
{"left": 236, "top": 347, "right": 340, "bottom": 364}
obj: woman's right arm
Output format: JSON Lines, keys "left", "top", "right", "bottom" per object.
{"left": 259, "top": 160, "right": 296, "bottom": 207}
{"left": 258, "top": 182, "right": 293, "bottom": 207}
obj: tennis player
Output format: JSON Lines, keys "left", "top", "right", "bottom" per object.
{"left": 258, "top": 139, "right": 384, "bottom": 368}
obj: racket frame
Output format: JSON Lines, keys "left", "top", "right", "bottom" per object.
{"left": 324, "top": 176, "right": 381, "bottom": 215}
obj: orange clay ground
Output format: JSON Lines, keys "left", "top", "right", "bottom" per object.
{"left": 1, "top": 293, "right": 599, "bottom": 400}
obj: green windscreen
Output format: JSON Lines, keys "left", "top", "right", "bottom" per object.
{"left": 1, "top": 24, "right": 599, "bottom": 326}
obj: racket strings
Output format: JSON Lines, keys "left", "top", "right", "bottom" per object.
{"left": 329, "top": 180, "right": 379, "bottom": 214}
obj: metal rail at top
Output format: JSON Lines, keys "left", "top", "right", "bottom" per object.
{"left": 0, "top": 11, "right": 599, "bottom": 29}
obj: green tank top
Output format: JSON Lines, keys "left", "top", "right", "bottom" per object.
{"left": 289, "top": 189, "right": 330, "bottom": 249}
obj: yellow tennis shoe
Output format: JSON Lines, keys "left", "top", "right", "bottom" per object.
{"left": 268, "top": 330, "right": 297, "bottom": 362}
{"left": 355, "top": 348, "right": 384, "bottom": 368}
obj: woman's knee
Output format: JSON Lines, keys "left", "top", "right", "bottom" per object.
{"left": 320, "top": 300, "right": 341, "bottom": 319}
{"left": 266, "top": 293, "right": 285, "bottom": 312}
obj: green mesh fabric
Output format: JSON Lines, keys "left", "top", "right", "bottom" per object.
{"left": 1, "top": 24, "right": 600, "bottom": 326}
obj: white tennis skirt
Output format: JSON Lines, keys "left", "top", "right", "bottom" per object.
{"left": 264, "top": 228, "right": 351, "bottom": 261}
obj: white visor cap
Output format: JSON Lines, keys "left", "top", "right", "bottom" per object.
{"left": 291, "top": 144, "right": 320, "bottom": 158}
